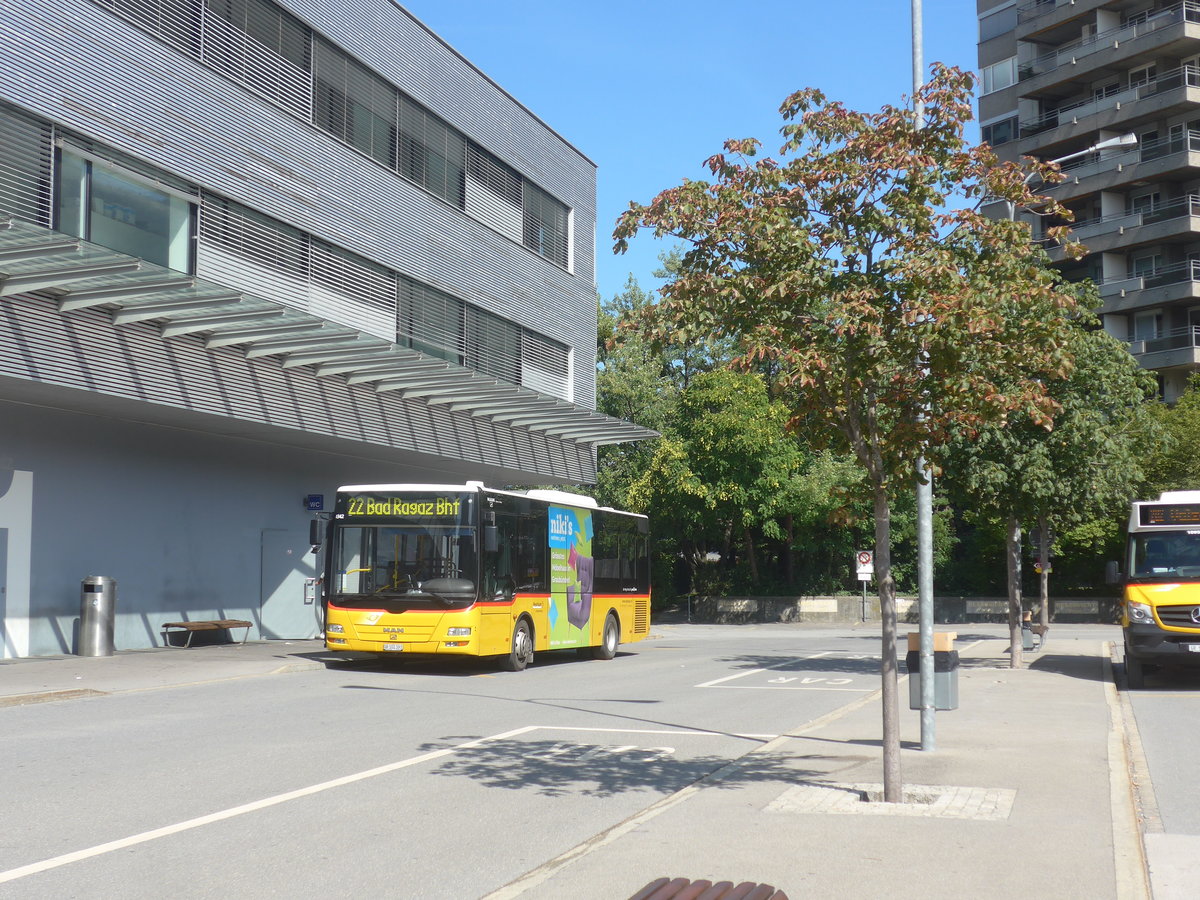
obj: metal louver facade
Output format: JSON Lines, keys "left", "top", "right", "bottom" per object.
{"left": 0, "top": 0, "right": 655, "bottom": 658}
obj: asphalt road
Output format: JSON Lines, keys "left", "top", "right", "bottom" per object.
{"left": 0, "top": 624, "right": 894, "bottom": 899}
{"left": 1123, "top": 658, "right": 1200, "bottom": 835}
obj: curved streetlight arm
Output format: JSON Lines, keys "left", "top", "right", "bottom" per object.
{"left": 1010, "top": 132, "right": 1138, "bottom": 220}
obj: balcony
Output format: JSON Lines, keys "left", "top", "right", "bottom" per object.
{"left": 1128, "top": 324, "right": 1200, "bottom": 368}
{"left": 1044, "top": 194, "right": 1200, "bottom": 259}
{"left": 1098, "top": 260, "right": 1200, "bottom": 311}
{"left": 1017, "top": 0, "right": 1117, "bottom": 41}
{"left": 1019, "top": 65, "right": 1200, "bottom": 144}
{"left": 1018, "top": 2, "right": 1200, "bottom": 94}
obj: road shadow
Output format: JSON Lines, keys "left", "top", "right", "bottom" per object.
{"left": 414, "top": 734, "right": 874, "bottom": 799}
{"left": 1122, "top": 663, "right": 1200, "bottom": 691}
{"left": 712, "top": 654, "right": 882, "bottom": 676}
{"left": 1025, "top": 652, "right": 1108, "bottom": 683}
{"left": 292, "top": 647, "right": 630, "bottom": 676}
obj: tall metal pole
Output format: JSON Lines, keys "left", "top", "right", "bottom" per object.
{"left": 912, "top": 0, "right": 936, "bottom": 752}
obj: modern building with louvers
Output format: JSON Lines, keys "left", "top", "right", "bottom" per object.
{"left": 0, "top": 0, "right": 655, "bottom": 658}
{"left": 978, "top": 0, "right": 1200, "bottom": 401}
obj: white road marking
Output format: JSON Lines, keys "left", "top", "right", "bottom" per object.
{"left": 705, "top": 691, "right": 878, "bottom": 696}
{"left": 0, "top": 726, "right": 538, "bottom": 885}
{"left": 694, "top": 651, "right": 831, "bottom": 687}
{"left": 0, "top": 723, "right": 776, "bottom": 884}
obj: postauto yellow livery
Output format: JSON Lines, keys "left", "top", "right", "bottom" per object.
{"left": 1121, "top": 490, "right": 1200, "bottom": 688}
{"left": 316, "top": 483, "right": 651, "bottom": 671}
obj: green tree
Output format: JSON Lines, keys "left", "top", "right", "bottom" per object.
{"left": 941, "top": 316, "right": 1157, "bottom": 665}
{"left": 626, "top": 369, "right": 803, "bottom": 590}
{"left": 614, "top": 64, "right": 1086, "bottom": 800}
{"left": 1143, "top": 374, "right": 1200, "bottom": 496}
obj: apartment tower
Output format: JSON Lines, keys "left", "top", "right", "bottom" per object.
{"left": 978, "top": 0, "right": 1200, "bottom": 401}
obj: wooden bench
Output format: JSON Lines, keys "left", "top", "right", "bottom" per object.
{"left": 161, "top": 619, "right": 253, "bottom": 648}
{"left": 630, "top": 879, "right": 788, "bottom": 900}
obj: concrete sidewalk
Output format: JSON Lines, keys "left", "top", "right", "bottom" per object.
{"left": 0, "top": 636, "right": 1152, "bottom": 899}
{"left": 0, "top": 639, "right": 331, "bottom": 705}
{"left": 493, "top": 637, "right": 1150, "bottom": 900}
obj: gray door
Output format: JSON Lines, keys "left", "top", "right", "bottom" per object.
{"left": 260, "top": 529, "right": 319, "bottom": 639}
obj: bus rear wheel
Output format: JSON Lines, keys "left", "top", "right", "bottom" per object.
{"left": 502, "top": 618, "right": 534, "bottom": 672}
{"left": 592, "top": 613, "right": 619, "bottom": 660}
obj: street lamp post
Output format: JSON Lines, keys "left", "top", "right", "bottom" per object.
{"left": 1009, "top": 132, "right": 1139, "bottom": 221}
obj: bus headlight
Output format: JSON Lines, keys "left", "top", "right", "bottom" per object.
{"left": 1127, "top": 601, "right": 1153, "bottom": 624}
{"left": 327, "top": 624, "right": 345, "bottom": 634}
{"left": 446, "top": 627, "right": 472, "bottom": 637}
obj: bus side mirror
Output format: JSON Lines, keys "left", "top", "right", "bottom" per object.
{"left": 484, "top": 525, "right": 498, "bottom": 553}
{"left": 309, "top": 518, "right": 324, "bottom": 553}
{"left": 1105, "top": 560, "right": 1122, "bottom": 585}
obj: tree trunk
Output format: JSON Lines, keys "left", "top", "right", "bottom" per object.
{"left": 874, "top": 483, "right": 902, "bottom": 802}
{"left": 785, "top": 513, "right": 795, "bottom": 587}
{"left": 1038, "top": 516, "right": 1051, "bottom": 630}
{"left": 744, "top": 527, "right": 759, "bottom": 585}
{"left": 1006, "top": 515, "right": 1023, "bottom": 670}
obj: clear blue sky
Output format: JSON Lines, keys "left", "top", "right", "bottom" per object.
{"left": 399, "top": 0, "right": 980, "bottom": 303}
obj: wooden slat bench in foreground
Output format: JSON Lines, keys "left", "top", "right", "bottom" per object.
{"left": 630, "top": 878, "right": 788, "bottom": 900}
{"left": 161, "top": 619, "right": 252, "bottom": 648}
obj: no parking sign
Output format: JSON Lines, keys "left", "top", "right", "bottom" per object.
{"left": 855, "top": 550, "right": 873, "bottom": 582}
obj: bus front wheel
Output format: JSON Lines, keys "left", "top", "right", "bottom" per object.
{"left": 1125, "top": 645, "right": 1146, "bottom": 689}
{"left": 593, "top": 613, "right": 619, "bottom": 660}
{"left": 502, "top": 618, "right": 534, "bottom": 672}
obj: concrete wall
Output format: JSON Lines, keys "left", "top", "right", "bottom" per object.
{"left": 0, "top": 400, "right": 429, "bottom": 658}
{"left": 688, "top": 595, "right": 1120, "bottom": 625}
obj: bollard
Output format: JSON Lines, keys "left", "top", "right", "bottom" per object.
{"left": 79, "top": 576, "right": 116, "bottom": 656}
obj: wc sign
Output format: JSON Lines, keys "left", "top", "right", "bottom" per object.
{"left": 855, "top": 550, "right": 874, "bottom": 582}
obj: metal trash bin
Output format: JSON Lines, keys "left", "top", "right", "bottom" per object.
{"left": 906, "top": 632, "right": 959, "bottom": 710}
{"left": 79, "top": 576, "right": 116, "bottom": 657}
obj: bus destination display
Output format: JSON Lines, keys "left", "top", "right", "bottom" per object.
{"left": 1140, "top": 503, "right": 1200, "bottom": 527}
{"left": 336, "top": 494, "right": 464, "bottom": 519}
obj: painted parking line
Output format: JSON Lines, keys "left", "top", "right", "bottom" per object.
{"left": 0, "top": 724, "right": 769, "bottom": 885}
{"left": 695, "top": 651, "right": 875, "bottom": 691}
{"left": 695, "top": 651, "right": 831, "bottom": 688}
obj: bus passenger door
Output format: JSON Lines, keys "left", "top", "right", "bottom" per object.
{"left": 479, "top": 514, "right": 517, "bottom": 655}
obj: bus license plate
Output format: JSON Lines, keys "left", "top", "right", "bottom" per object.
{"left": 1186, "top": 644, "right": 1200, "bottom": 653}
{"left": 382, "top": 644, "right": 404, "bottom": 652}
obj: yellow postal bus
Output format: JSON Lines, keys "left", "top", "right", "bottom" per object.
{"left": 1121, "top": 490, "right": 1200, "bottom": 688}
{"left": 317, "top": 483, "right": 651, "bottom": 670}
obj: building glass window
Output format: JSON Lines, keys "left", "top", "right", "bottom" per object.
{"left": 1130, "top": 64, "right": 1157, "bottom": 89}
{"left": 981, "top": 57, "right": 1017, "bottom": 94}
{"left": 56, "top": 150, "right": 194, "bottom": 272}
{"left": 979, "top": 6, "right": 1017, "bottom": 42}
{"left": 1133, "top": 310, "right": 1161, "bottom": 340}
{"left": 313, "top": 39, "right": 398, "bottom": 169}
{"left": 982, "top": 116, "right": 1017, "bottom": 146}
{"left": 523, "top": 182, "right": 569, "bottom": 268}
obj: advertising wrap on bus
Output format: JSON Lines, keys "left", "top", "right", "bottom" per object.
{"left": 318, "top": 484, "right": 650, "bottom": 671}
{"left": 1120, "top": 491, "right": 1200, "bottom": 688}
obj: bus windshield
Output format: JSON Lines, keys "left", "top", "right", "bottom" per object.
{"left": 333, "top": 523, "right": 479, "bottom": 606}
{"left": 1129, "top": 530, "right": 1200, "bottom": 580}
